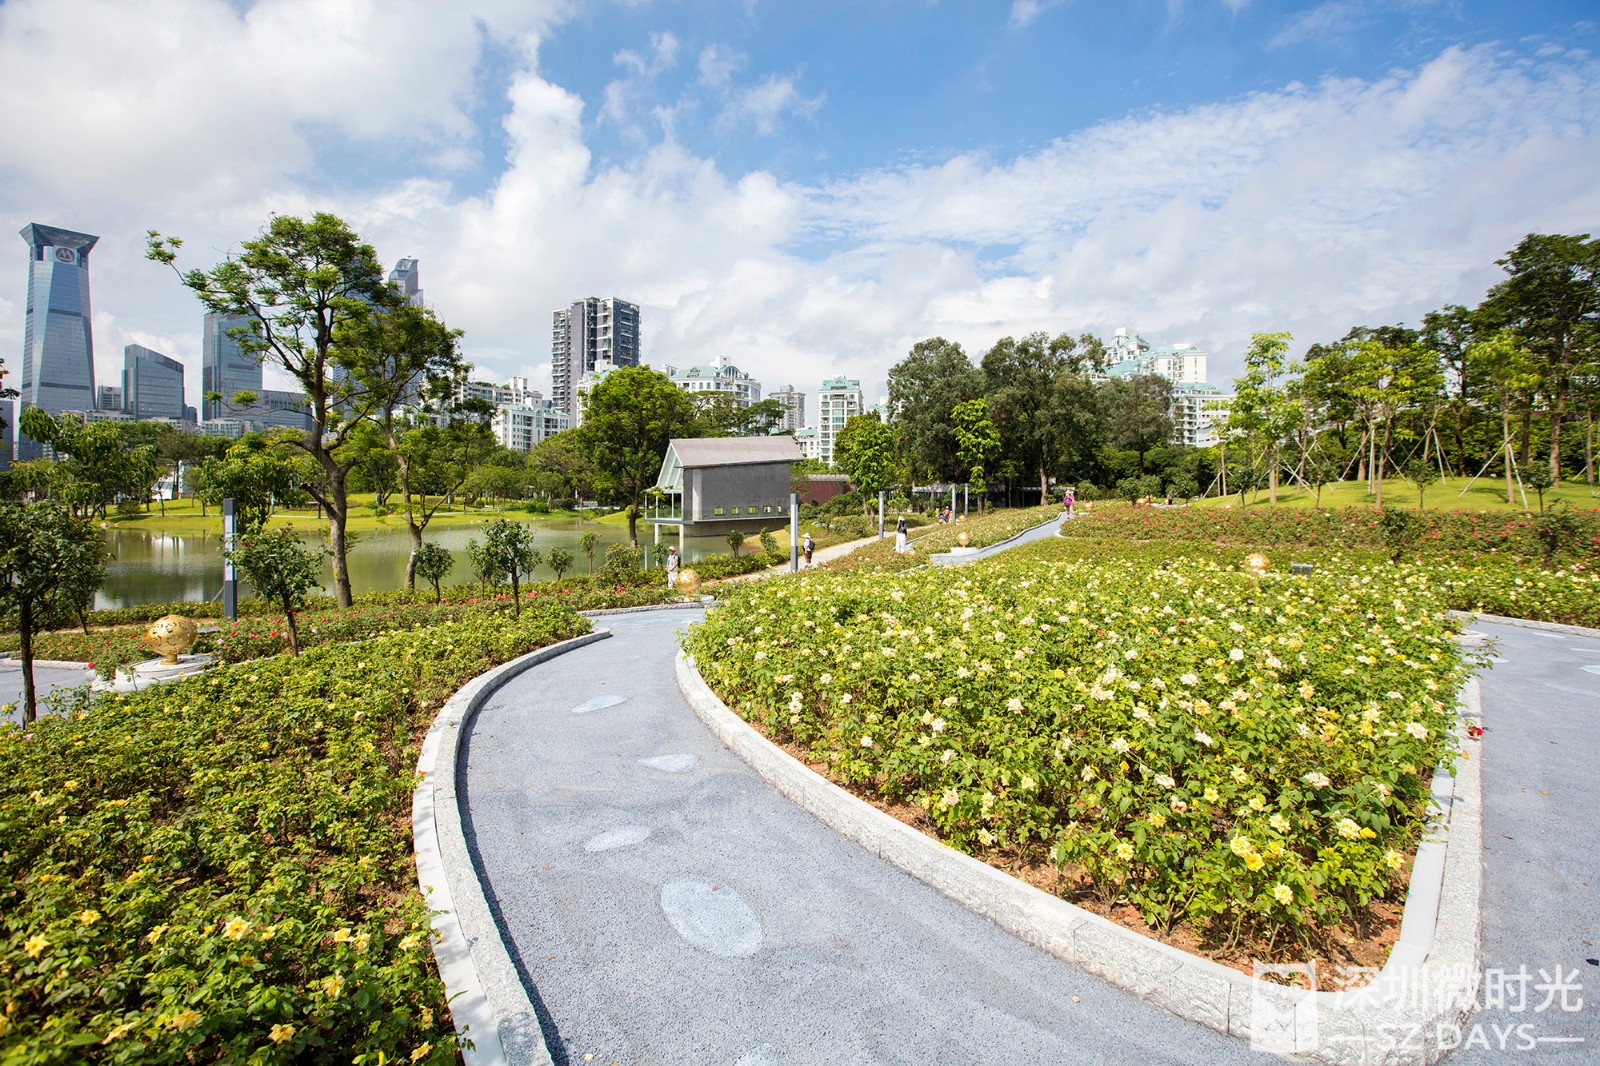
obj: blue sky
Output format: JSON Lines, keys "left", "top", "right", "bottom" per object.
{"left": 1, "top": 1, "right": 1597, "bottom": 418}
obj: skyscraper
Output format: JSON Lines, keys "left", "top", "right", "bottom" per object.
{"left": 388, "top": 257, "right": 423, "bottom": 307}
{"left": 551, "top": 297, "right": 640, "bottom": 423}
{"left": 18, "top": 223, "right": 98, "bottom": 456}
{"left": 202, "top": 312, "right": 263, "bottom": 420}
{"left": 123, "top": 344, "right": 187, "bottom": 422}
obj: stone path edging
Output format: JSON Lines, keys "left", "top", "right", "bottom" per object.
{"left": 1449, "top": 610, "right": 1600, "bottom": 638}
{"left": 413, "top": 630, "right": 612, "bottom": 1066}
{"left": 676, "top": 651, "right": 1483, "bottom": 1064}
{"left": 1, "top": 658, "right": 93, "bottom": 670}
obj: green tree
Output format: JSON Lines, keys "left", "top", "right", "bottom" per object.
{"left": 580, "top": 529, "right": 602, "bottom": 575}
{"left": 1221, "top": 333, "right": 1301, "bottom": 504}
{"left": 726, "top": 529, "right": 746, "bottom": 557}
{"left": 950, "top": 398, "right": 1000, "bottom": 514}
{"left": 13, "top": 410, "right": 160, "bottom": 519}
{"left": 413, "top": 542, "right": 454, "bottom": 602}
{"left": 193, "top": 434, "right": 309, "bottom": 536}
{"left": 466, "top": 538, "right": 504, "bottom": 593}
{"left": 983, "top": 332, "right": 1100, "bottom": 500}
{"left": 887, "top": 338, "right": 983, "bottom": 484}
{"left": 834, "top": 412, "right": 899, "bottom": 518}
{"left": 482, "top": 518, "right": 540, "bottom": 617}
{"left": 226, "top": 528, "right": 325, "bottom": 656}
{"left": 148, "top": 213, "right": 412, "bottom": 608}
{"left": 1479, "top": 331, "right": 1544, "bottom": 505}
{"left": 577, "top": 366, "right": 698, "bottom": 548}
{"left": 1480, "top": 233, "right": 1600, "bottom": 482}
{"left": 693, "top": 394, "right": 786, "bottom": 437}
{"left": 1102, "top": 374, "right": 1175, "bottom": 472}
{"left": 1401, "top": 456, "right": 1439, "bottom": 510}
{"left": 547, "top": 546, "right": 575, "bottom": 581}
{"left": 1524, "top": 462, "right": 1555, "bottom": 513}
{"left": 0, "top": 501, "right": 106, "bottom": 723}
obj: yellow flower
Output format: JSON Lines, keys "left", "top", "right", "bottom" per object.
{"left": 1335, "top": 818, "right": 1361, "bottom": 840}
{"left": 257, "top": 925, "right": 276, "bottom": 942}
{"left": 223, "top": 918, "right": 251, "bottom": 941}
{"left": 1384, "top": 849, "right": 1405, "bottom": 870}
{"left": 321, "top": 975, "right": 344, "bottom": 1000}
{"left": 78, "top": 910, "right": 101, "bottom": 927}
{"left": 419, "top": 1008, "right": 433, "bottom": 1026}
{"left": 1273, "top": 884, "right": 1293, "bottom": 906}
{"left": 269, "top": 1023, "right": 295, "bottom": 1044}
{"left": 332, "top": 928, "right": 354, "bottom": 944}
{"left": 411, "top": 1044, "right": 433, "bottom": 1062}
{"left": 1269, "top": 813, "right": 1290, "bottom": 833}
{"left": 1148, "top": 812, "right": 1165, "bottom": 828}
{"left": 1359, "top": 827, "right": 1376, "bottom": 839}
{"left": 1248, "top": 796, "right": 1266, "bottom": 812}
{"left": 1229, "top": 835, "right": 1255, "bottom": 858}
{"left": 147, "top": 925, "right": 168, "bottom": 945}
{"left": 168, "top": 1008, "right": 202, "bottom": 1032}
{"left": 23, "top": 934, "right": 48, "bottom": 958}
{"left": 1115, "top": 842, "right": 1135, "bottom": 861}
{"left": 1203, "top": 787, "right": 1220, "bottom": 803}
{"left": 1243, "top": 853, "right": 1265, "bottom": 872}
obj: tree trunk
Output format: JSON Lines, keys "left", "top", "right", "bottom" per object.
{"left": 19, "top": 598, "right": 36, "bottom": 725}
{"left": 1268, "top": 447, "right": 1278, "bottom": 504}
{"left": 1548, "top": 380, "right": 1568, "bottom": 483}
{"left": 319, "top": 464, "right": 354, "bottom": 608}
{"left": 283, "top": 604, "right": 301, "bottom": 656}
{"left": 1586, "top": 412, "right": 1595, "bottom": 487}
{"left": 1503, "top": 402, "right": 1516, "bottom": 506}
{"left": 627, "top": 503, "right": 640, "bottom": 549}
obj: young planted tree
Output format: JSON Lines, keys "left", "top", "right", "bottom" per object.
{"left": 483, "top": 518, "right": 540, "bottom": 617}
{"left": 951, "top": 398, "right": 1000, "bottom": 515}
{"left": 0, "top": 501, "right": 106, "bottom": 723}
{"left": 546, "top": 547, "right": 575, "bottom": 581}
{"left": 193, "top": 434, "right": 309, "bottom": 536}
{"left": 1221, "top": 333, "right": 1301, "bottom": 504}
{"left": 413, "top": 542, "right": 454, "bottom": 602}
{"left": 726, "top": 529, "right": 745, "bottom": 557}
{"left": 148, "top": 213, "right": 410, "bottom": 608}
{"left": 466, "top": 538, "right": 505, "bottom": 593}
{"left": 834, "top": 413, "right": 899, "bottom": 519}
{"left": 1402, "top": 457, "right": 1439, "bottom": 510}
{"left": 580, "top": 529, "right": 601, "bottom": 575}
{"left": 226, "top": 529, "right": 326, "bottom": 656}
{"left": 13, "top": 410, "right": 159, "bottom": 519}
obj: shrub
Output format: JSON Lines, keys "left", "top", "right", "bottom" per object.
{"left": 0, "top": 601, "right": 590, "bottom": 1060}
{"left": 598, "top": 544, "right": 644, "bottom": 585}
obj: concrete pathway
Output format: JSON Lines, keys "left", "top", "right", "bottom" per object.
{"left": 1446, "top": 620, "right": 1600, "bottom": 1061}
{"left": 929, "top": 512, "right": 1067, "bottom": 565}
{"left": 0, "top": 660, "right": 93, "bottom": 726}
{"left": 461, "top": 607, "right": 1274, "bottom": 1065}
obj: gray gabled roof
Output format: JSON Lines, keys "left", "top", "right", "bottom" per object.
{"left": 668, "top": 436, "right": 802, "bottom": 468}
{"left": 656, "top": 436, "right": 803, "bottom": 492}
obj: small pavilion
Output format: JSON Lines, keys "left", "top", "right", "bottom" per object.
{"left": 647, "top": 436, "right": 803, "bottom": 547}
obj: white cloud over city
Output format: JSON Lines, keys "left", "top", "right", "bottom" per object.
{"left": 1, "top": 0, "right": 1596, "bottom": 418}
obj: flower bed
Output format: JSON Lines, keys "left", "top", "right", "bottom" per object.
{"left": 815, "top": 505, "right": 1061, "bottom": 576}
{"left": 0, "top": 601, "right": 590, "bottom": 1061}
{"left": 1060, "top": 501, "right": 1600, "bottom": 561}
{"left": 683, "top": 553, "right": 1472, "bottom": 956}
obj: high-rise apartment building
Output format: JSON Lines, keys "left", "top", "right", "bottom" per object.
{"left": 1100, "top": 327, "right": 1231, "bottom": 448}
{"left": 551, "top": 297, "right": 640, "bottom": 423}
{"left": 817, "top": 375, "right": 864, "bottom": 468}
{"left": 18, "top": 223, "right": 98, "bottom": 457}
{"left": 664, "top": 356, "right": 762, "bottom": 408}
{"left": 768, "top": 384, "right": 806, "bottom": 432}
{"left": 202, "top": 313, "right": 262, "bottom": 420}
{"left": 123, "top": 344, "right": 187, "bottom": 422}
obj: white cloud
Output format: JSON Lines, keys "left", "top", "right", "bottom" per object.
{"left": 697, "top": 43, "right": 744, "bottom": 88}
{"left": 715, "top": 74, "right": 824, "bottom": 136}
{"left": 1008, "top": 0, "right": 1066, "bottom": 30}
{"left": 3, "top": 5, "right": 1597, "bottom": 426}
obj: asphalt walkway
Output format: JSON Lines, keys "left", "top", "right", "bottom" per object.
{"left": 0, "top": 661, "right": 92, "bottom": 726}
{"left": 461, "top": 607, "right": 1274, "bottom": 1065}
{"left": 1447, "top": 620, "right": 1599, "bottom": 1061}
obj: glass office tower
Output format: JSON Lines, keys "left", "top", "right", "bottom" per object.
{"left": 18, "top": 223, "right": 99, "bottom": 457}
{"left": 201, "top": 312, "right": 262, "bottom": 419}
{"left": 123, "top": 344, "right": 186, "bottom": 422}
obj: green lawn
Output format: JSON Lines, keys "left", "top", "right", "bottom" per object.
{"left": 1188, "top": 474, "right": 1599, "bottom": 513}
{"left": 105, "top": 496, "right": 608, "bottom": 536}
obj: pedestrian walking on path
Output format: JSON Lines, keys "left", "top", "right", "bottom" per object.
{"left": 802, "top": 532, "right": 814, "bottom": 566}
{"left": 894, "top": 515, "right": 911, "bottom": 553}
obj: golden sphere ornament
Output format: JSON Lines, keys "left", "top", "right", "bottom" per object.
{"left": 1244, "top": 552, "right": 1270, "bottom": 575}
{"left": 676, "top": 568, "right": 702, "bottom": 598}
{"left": 146, "top": 614, "right": 199, "bottom": 665}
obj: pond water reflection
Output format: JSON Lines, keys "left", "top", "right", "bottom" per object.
{"left": 97, "top": 518, "right": 749, "bottom": 609}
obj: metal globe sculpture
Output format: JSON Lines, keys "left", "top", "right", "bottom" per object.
{"left": 146, "top": 614, "right": 199, "bottom": 665}
{"left": 676, "top": 568, "right": 702, "bottom": 598}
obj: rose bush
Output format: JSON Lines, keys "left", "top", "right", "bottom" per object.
{"left": 684, "top": 550, "right": 1474, "bottom": 953}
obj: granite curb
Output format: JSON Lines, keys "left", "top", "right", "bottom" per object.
{"left": 580, "top": 600, "right": 710, "bottom": 617}
{"left": 928, "top": 514, "right": 1064, "bottom": 566}
{"left": 1449, "top": 611, "right": 1600, "bottom": 639}
{"left": 413, "top": 629, "right": 612, "bottom": 1066}
{"left": 677, "top": 651, "right": 1483, "bottom": 1064}
{"left": 1, "top": 658, "right": 94, "bottom": 670}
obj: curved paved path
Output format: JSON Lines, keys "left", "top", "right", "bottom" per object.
{"left": 1447, "top": 620, "right": 1599, "bottom": 1061}
{"left": 461, "top": 607, "right": 1274, "bottom": 1065}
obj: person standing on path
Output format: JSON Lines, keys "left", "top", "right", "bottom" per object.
{"left": 894, "top": 515, "right": 910, "bottom": 553}
{"left": 802, "top": 532, "right": 815, "bottom": 566}
{"left": 1063, "top": 487, "right": 1075, "bottom": 519}
{"left": 665, "top": 545, "right": 680, "bottom": 587}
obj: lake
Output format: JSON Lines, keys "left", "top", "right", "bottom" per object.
{"left": 97, "top": 517, "right": 762, "bottom": 609}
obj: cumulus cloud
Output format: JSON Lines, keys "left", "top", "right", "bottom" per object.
{"left": 2, "top": 3, "right": 1596, "bottom": 424}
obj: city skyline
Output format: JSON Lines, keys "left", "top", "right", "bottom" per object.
{"left": 1, "top": 2, "right": 1596, "bottom": 425}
